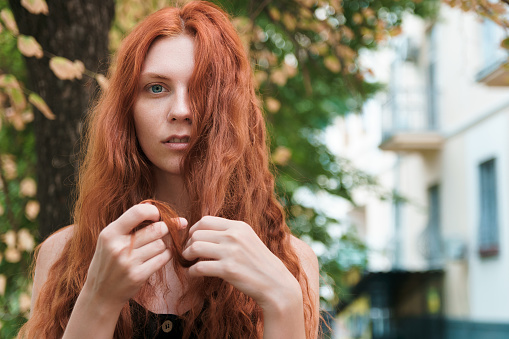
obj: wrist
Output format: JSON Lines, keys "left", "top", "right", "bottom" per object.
{"left": 62, "top": 282, "right": 124, "bottom": 339}
{"left": 260, "top": 279, "right": 306, "bottom": 339}
{"left": 261, "top": 278, "right": 303, "bottom": 318}
{"left": 80, "top": 281, "right": 125, "bottom": 317}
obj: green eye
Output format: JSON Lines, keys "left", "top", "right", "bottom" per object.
{"left": 150, "top": 84, "right": 164, "bottom": 93}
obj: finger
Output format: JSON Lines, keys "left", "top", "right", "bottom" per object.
{"left": 185, "top": 229, "right": 222, "bottom": 249}
{"left": 188, "top": 260, "right": 223, "bottom": 278}
{"left": 188, "top": 216, "right": 231, "bottom": 237}
{"left": 133, "top": 239, "right": 167, "bottom": 263}
{"left": 177, "top": 217, "right": 188, "bottom": 229}
{"left": 138, "top": 248, "right": 172, "bottom": 279}
{"left": 132, "top": 222, "right": 169, "bottom": 249}
{"left": 111, "top": 204, "right": 161, "bottom": 235}
{"left": 182, "top": 241, "right": 222, "bottom": 261}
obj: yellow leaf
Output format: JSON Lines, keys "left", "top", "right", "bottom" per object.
{"left": 283, "top": 62, "right": 298, "bottom": 78}
{"left": 362, "top": 8, "right": 376, "bottom": 20}
{"left": 0, "top": 74, "right": 21, "bottom": 90}
{"left": 8, "top": 87, "right": 27, "bottom": 111}
{"left": 25, "top": 200, "right": 40, "bottom": 221}
{"left": 22, "top": 110, "right": 34, "bottom": 123}
{"left": 6, "top": 107, "right": 26, "bottom": 131}
{"left": 352, "top": 13, "right": 363, "bottom": 25}
{"left": 49, "top": 57, "right": 84, "bottom": 80}
{"left": 95, "top": 74, "right": 109, "bottom": 91}
{"left": 310, "top": 42, "right": 328, "bottom": 56}
{"left": 5, "top": 247, "right": 20, "bottom": 263}
{"left": 0, "top": 9, "right": 18, "bottom": 35}
{"left": 297, "top": 0, "right": 315, "bottom": 7}
{"left": 341, "top": 26, "right": 355, "bottom": 41}
{"left": 0, "top": 275, "right": 5, "bottom": 296}
{"left": 231, "top": 16, "right": 250, "bottom": 32}
{"left": 17, "top": 35, "right": 43, "bottom": 58}
{"left": 389, "top": 26, "right": 403, "bottom": 37}
{"left": 17, "top": 228, "right": 35, "bottom": 252}
{"left": 272, "top": 146, "right": 292, "bottom": 166}
{"left": 336, "top": 45, "right": 357, "bottom": 60}
{"left": 270, "top": 69, "right": 288, "bottom": 86}
{"left": 73, "top": 60, "right": 85, "bottom": 75}
{"left": 501, "top": 37, "right": 509, "bottom": 50}
{"left": 28, "top": 93, "right": 55, "bottom": 120}
{"left": 269, "top": 7, "right": 281, "bottom": 21}
{"left": 266, "top": 97, "right": 281, "bottom": 113}
{"left": 1, "top": 155, "right": 17, "bottom": 180}
{"left": 19, "top": 292, "right": 31, "bottom": 313}
{"left": 20, "top": 177, "right": 37, "bottom": 197}
{"left": 282, "top": 13, "right": 296, "bottom": 31}
{"left": 254, "top": 71, "right": 268, "bottom": 87}
{"left": 324, "top": 56, "right": 341, "bottom": 73}
{"left": 21, "top": 0, "right": 49, "bottom": 15}
{"left": 2, "top": 230, "right": 16, "bottom": 247}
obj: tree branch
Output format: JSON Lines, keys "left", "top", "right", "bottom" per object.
{"left": 251, "top": 0, "right": 273, "bottom": 22}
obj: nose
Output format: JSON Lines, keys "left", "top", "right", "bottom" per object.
{"left": 167, "top": 86, "right": 191, "bottom": 124}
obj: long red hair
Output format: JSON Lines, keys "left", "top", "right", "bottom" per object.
{"left": 19, "top": 2, "right": 315, "bottom": 338}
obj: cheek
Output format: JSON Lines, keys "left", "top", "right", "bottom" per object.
{"left": 133, "top": 103, "right": 151, "bottom": 136}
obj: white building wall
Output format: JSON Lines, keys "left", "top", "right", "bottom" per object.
{"left": 464, "top": 110, "right": 509, "bottom": 321}
{"left": 332, "top": 3, "right": 509, "bottom": 325}
{"left": 433, "top": 5, "right": 509, "bottom": 322}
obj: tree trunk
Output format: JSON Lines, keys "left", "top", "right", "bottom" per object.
{"left": 9, "top": 0, "right": 115, "bottom": 240}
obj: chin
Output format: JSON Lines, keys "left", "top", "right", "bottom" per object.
{"left": 150, "top": 163, "right": 182, "bottom": 177}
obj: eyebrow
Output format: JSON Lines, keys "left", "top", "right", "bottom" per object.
{"left": 139, "top": 72, "right": 172, "bottom": 80}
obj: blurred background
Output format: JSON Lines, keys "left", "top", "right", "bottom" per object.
{"left": 0, "top": 0, "right": 507, "bottom": 338}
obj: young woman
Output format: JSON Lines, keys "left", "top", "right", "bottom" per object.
{"left": 19, "top": 1, "right": 319, "bottom": 338}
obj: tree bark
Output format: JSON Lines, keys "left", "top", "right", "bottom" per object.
{"left": 9, "top": 0, "right": 115, "bottom": 240}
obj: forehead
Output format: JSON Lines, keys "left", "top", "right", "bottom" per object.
{"left": 140, "top": 34, "right": 195, "bottom": 77}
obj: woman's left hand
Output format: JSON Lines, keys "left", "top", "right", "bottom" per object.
{"left": 182, "top": 216, "right": 302, "bottom": 311}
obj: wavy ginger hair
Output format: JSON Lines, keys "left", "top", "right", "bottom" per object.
{"left": 19, "top": 1, "right": 316, "bottom": 338}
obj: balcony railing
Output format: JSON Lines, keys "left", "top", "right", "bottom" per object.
{"left": 379, "top": 88, "right": 444, "bottom": 152}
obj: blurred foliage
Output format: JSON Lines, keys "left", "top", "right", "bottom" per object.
{"left": 0, "top": 1, "right": 39, "bottom": 337}
{"left": 443, "top": 0, "right": 509, "bottom": 49}
{"left": 0, "top": 0, "right": 443, "bottom": 336}
{"left": 221, "top": 0, "right": 440, "bottom": 308}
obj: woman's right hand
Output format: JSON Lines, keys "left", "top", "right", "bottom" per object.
{"left": 83, "top": 203, "right": 187, "bottom": 309}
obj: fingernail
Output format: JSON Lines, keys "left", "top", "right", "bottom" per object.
{"left": 179, "top": 217, "right": 188, "bottom": 228}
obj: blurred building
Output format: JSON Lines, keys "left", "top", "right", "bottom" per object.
{"left": 329, "top": 5, "right": 509, "bottom": 339}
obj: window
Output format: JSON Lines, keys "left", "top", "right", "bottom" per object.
{"left": 427, "top": 185, "right": 442, "bottom": 265}
{"left": 478, "top": 158, "right": 499, "bottom": 257}
{"left": 426, "top": 26, "right": 438, "bottom": 130}
{"left": 481, "top": 19, "right": 506, "bottom": 70}
{"left": 418, "top": 184, "right": 442, "bottom": 267}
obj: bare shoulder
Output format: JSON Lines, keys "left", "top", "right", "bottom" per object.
{"left": 31, "top": 225, "right": 74, "bottom": 315}
{"left": 289, "top": 235, "right": 320, "bottom": 334}
{"left": 289, "top": 235, "right": 319, "bottom": 273}
{"left": 37, "top": 225, "right": 75, "bottom": 269}
{"left": 289, "top": 235, "right": 319, "bottom": 295}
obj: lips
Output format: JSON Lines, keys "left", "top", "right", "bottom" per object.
{"left": 162, "top": 135, "right": 190, "bottom": 151}
{"left": 164, "top": 137, "right": 189, "bottom": 144}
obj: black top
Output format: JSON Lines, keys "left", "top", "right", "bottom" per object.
{"left": 130, "top": 300, "right": 191, "bottom": 339}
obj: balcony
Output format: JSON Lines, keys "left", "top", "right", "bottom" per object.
{"left": 476, "top": 55, "right": 509, "bottom": 86}
{"left": 379, "top": 89, "right": 444, "bottom": 152}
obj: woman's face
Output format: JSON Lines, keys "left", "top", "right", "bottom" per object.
{"left": 133, "top": 34, "right": 194, "bottom": 176}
